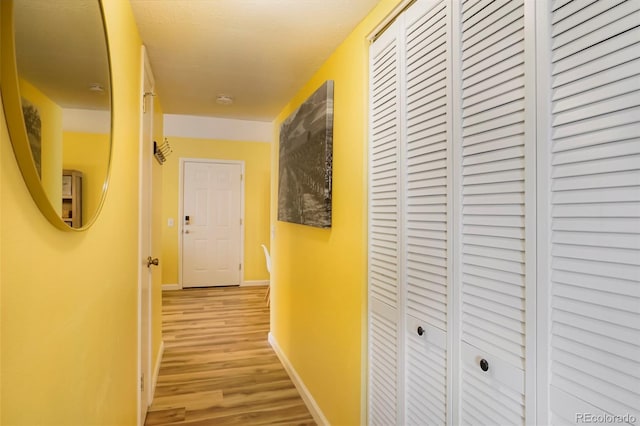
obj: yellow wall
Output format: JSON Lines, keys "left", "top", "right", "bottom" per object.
{"left": 1, "top": 1, "right": 143, "bottom": 424}
{"left": 270, "top": 1, "right": 402, "bottom": 424}
{"left": 161, "top": 137, "right": 271, "bottom": 285}
{"left": 18, "top": 78, "right": 63, "bottom": 214}
{"left": 63, "top": 131, "right": 110, "bottom": 221}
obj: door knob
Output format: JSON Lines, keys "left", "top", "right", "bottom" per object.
{"left": 417, "top": 326, "right": 425, "bottom": 336}
{"left": 146, "top": 256, "right": 159, "bottom": 267}
{"left": 479, "top": 358, "right": 489, "bottom": 372}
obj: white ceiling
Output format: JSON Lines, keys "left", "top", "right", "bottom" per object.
{"left": 14, "top": 0, "right": 110, "bottom": 111}
{"left": 130, "top": 0, "right": 382, "bottom": 122}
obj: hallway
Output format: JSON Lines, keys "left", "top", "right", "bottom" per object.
{"left": 145, "top": 286, "right": 315, "bottom": 425}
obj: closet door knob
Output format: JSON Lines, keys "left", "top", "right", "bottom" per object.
{"left": 417, "top": 326, "right": 424, "bottom": 336}
{"left": 479, "top": 358, "right": 489, "bottom": 372}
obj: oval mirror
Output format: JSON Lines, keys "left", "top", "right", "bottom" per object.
{"left": 0, "top": 0, "right": 112, "bottom": 231}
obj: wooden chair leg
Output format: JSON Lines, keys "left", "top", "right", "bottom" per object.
{"left": 265, "top": 285, "right": 270, "bottom": 307}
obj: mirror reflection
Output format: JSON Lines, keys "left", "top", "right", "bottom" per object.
{"left": 13, "top": 0, "right": 111, "bottom": 228}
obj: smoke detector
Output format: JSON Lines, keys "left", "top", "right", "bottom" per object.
{"left": 89, "top": 83, "right": 105, "bottom": 93}
{"left": 216, "top": 94, "right": 234, "bottom": 105}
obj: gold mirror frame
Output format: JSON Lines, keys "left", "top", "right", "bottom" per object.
{"left": 0, "top": 0, "right": 113, "bottom": 231}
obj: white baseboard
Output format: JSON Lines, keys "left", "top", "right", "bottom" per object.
{"left": 162, "top": 283, "right": 180, "bottom": 291}
{"left": 241, "top": 280, "right": 269, "bottom": 287}
{"left": 150, "top": 340, "right": 164, "bottom": 403}
{"left": 268, "top": 332, "right": 329, "bottom": 426}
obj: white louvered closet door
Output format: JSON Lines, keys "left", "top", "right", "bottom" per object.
{"left": 402, "top": 0, "right": 451, "bottom": 425}
{"left": 368, "top": 20, "right": 403, "bottom": 426}
{"left": 457, "top": 0, "right": 532, "bottom": 424}
{"left": 547, "top": 0, "right": 640, "bottom": 422}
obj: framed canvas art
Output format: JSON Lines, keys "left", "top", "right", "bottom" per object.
{"left": 277, "top": 80, "right": 334, "bottom": 228}
{"left": 22, "top": 98, "right": 42, "bottom": 178}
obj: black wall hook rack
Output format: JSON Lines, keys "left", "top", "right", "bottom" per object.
{"left": 153, "top": 138, "right": 172, "bottom": 165}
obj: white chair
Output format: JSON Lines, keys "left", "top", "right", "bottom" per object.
{"left": 261, "top": 244, "right": 271, "bottom": 306}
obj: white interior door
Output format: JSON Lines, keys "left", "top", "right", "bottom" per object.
{"left": 402, "top": 1, "right": 451, "bottom": 425}
{"left": 455, "top": 0, "right": 531, "bottom": 423}
{"left": 368, "top": 17, "right": 403, "bottom": 425}
{"left": 182, "top": 160, "right": 243, "bottom": 287}
{"left": 138, "top": 46, "right": 156, "bottom": 426}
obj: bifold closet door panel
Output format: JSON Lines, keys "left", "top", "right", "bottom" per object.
{"left": 457, "top": 0, "right": 528, "bottom": 423}
{"left": 402, "top": 0, "right": 451, "bottom": 424}
{"left": 368, "top": 22, "right": 402, "bottom": 426}
{"left": 547, "top": 0, "right": 640, "bottom": 421}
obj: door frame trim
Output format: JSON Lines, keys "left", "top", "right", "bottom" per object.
{"left": 178, "top": 157, "right": 246, "bottom": 288}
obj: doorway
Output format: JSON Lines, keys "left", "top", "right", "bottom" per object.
{"left": 180, "top": 159, "right": 244, "bottom": 288}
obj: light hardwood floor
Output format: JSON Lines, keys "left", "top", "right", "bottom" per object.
{"left": 145, "top": 286, "right": 316, "bottom": 426}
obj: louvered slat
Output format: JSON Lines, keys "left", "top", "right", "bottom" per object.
{"left": 369, "top": 25, "right": 401, "bottom": 426}
{"left": 549, "top": 0, "right": 640, "bottom": 419}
